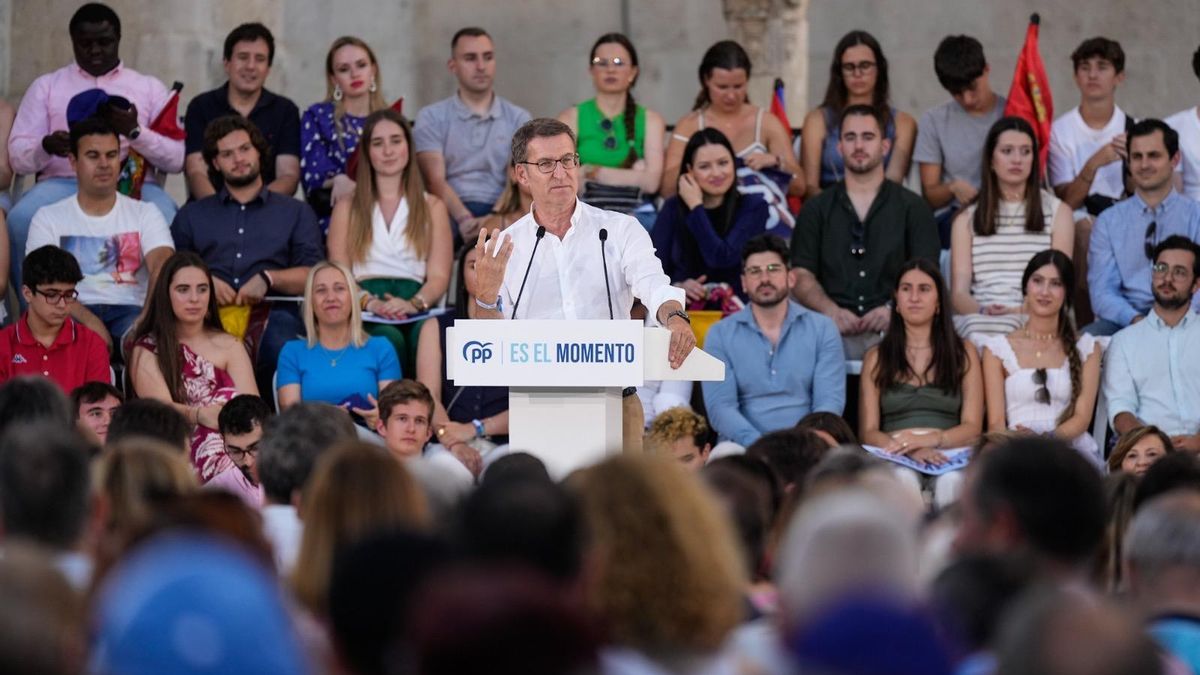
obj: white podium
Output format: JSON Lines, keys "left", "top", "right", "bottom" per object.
{"left": 446, "top": 320, "right": 725, "bottom": 478}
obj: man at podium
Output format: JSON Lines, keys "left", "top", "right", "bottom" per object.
{"left": 472, "top": 118, "right": 696, "bottom": 450}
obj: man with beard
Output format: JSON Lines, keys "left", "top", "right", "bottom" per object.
{"left": 1087, "top": 119, "right": 1200, "bottom": 335}
{"left": 170, "top": 115, "right": 322, "bottom": 403}
{"left": 790, "top": 105, "right": 938, "bottom": 359}
{"left": 702, "top": 235, "right": 845, "bottom": 448}
{"left": 1104, "top": 235, "right": 1200, "bottom": 451}
{"left": 206, "top": 394, "right": 272, "bottom": 508}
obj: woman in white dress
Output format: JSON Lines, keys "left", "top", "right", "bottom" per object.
{"left": 980, "top": 250, "right": 1103, "bottom": 463}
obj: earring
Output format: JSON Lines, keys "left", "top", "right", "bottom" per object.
{"left": 333, "top": 85, "right": 343, "bottom": 101}
{"left": 369, "top": 77, "right": 377, "bottom": 93}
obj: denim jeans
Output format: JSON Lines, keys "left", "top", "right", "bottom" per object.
{"left": 1082, "top": 317, "right": 1124, "bottom": 337}
{"left": 87, "top": 303, "right": 143, "bottom": 361}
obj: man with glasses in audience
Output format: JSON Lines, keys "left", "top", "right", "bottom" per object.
{"left": 1104, "top": 235, "right": 1200, "bottom": 451}
{"left": 1087, "top": 119, "right": 1200, "bottom": 335}
{"left": 0, "top": 245, "right": 109, "bottom": 391}
{"left": 702, "top": 235, "right": 845, "bottom": 448}
{"left": 790, "top": 104, "right": 939, "bottom": 359}
{"left": 206, "top": 394, "right": 272, "bottom": 509}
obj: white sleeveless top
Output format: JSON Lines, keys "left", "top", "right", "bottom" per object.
{"left": 351, "top": 198, "right": 427, "bottom": 281}
{"left": 981, "top": 333, "right": 1102, "bottom": 463}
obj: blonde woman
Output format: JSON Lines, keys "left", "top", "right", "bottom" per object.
{"left": 275, "top": 261, "right": 400, "bottom": 430}
{"left": 327, "top": 109, "right": 453, "bottom": 374}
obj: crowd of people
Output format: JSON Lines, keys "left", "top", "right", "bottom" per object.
{"left": 2, "top": 2, "right": 1200, "bottom": 674}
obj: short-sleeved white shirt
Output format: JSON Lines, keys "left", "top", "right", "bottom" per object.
{"left": 1166, "top": 106, "right": 1200, "bottom": 202}
{"left": 1048, "top": 106, "right": 1128, "bottom": 204}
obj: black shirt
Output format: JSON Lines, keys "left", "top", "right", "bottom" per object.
{"left": 184, "top": 82, "right": 301, "bottom": 191}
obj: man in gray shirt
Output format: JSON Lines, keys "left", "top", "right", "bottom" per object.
{"left": 914, "top": 35, "right": 1006, "bottom": 247}
{"left": 415, "top": 27, "right": 531, "bottom": 245}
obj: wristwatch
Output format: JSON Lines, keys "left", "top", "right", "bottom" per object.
{"left": 665, "top": 309, "right": 691, "bottom": 325}
{"left": 472, "top": 419, "right": 486, "bottom": 438}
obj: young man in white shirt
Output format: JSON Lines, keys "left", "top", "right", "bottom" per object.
{"left": 1165, "top": 45, "right": 1200, "bottom": 201}
{"left": 27, "top": 117, "right": 174, "bottom": 351}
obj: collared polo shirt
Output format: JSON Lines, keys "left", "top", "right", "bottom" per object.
{"left": 184, "top": 82, "right": 301, "bottom": 190}
{"left": 170, "top": 187, "right": 323, "bottom": 289}
{"left": 790, "top": 180, "right": 939, "bottom": 316}
{"left": 413, "top": 92, "right": 531, "bottom": 204}
{"left": 0, "top": 314, "right": 110, "bottom": 392}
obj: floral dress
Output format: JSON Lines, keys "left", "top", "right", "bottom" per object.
{"left": 300, "top": 101, "right": 367, "bottom": 229}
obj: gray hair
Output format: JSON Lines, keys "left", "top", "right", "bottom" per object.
{"left": 1124, "top": 490, "right": 1200, "bottom": 575}
{"left": 510, "top": 118, "right": 577, "bottom": 166}
{"left": 257, "top": 403, "right": 357, "bottom": 505}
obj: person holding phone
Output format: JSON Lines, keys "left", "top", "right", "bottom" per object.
{"left": 275, "top": 261, "right": 400, "bottom": 429}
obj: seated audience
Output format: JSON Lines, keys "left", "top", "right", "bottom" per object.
{"left": 71, "top": 381, "right": 123, "bottom": 446}
{"left": 105, "top": 398, "right": 190, "bottom": 451}
{"left": 0, "top": 246, "right": 108, "bottom": 391}
{"left": 184, "top": 22, "right": 300, "bottom": 198}
{"left": 980, "top": 251, "right": 1102, "bottom": 461}
{"left": 0, "top": 376, "right": 73, "bottom": 440}
{"left": 800, "top": 30, "right": 915, "bottom": 199}
{"left": 663, "top": 40, "right": 801, "bottom": 231}
{"left": 646, "top": 406, "right": 713, "bottom": 471}
{"left": 6, "top": 2, "right": 182, "bottom": 295}
{"left": 915, "top": 35, "right": 1007, "bottom": 244}
{"left": 415, "top": 27, "right": 531, "bottom": 242}
{"left": 1087, "top": 119, "right": 1200, "bottom": 335}
{"left": 415, "top": 245, "right": 508, "bottom": 457}
{"left": 276, "top": 261, "right": 400, "bottom": 426}
{"left": 795, "top": 410, "right": 858, "bottom": 447}
{"left": 1165, "top": 45, "right": 1200, "bottom": 201}
{"left": 206, "top": 394, "right": 271, "bottom": 508}
{"left": 1104, "top": 236, "right": 1200, "bottom": 450}
{"left": 951, "top": 118, "right": 1073, "bottom": 339}
{"left": 1107, "top": 425, "right": 1174, "bottom": 477}
{"left": 791, "top": 105, "right": 939, "bottom": 358}
{"left": 171, "top": 115, "right": 322, "bottom": 400}
{"left": 652, "top": 128, "right": 769, "bottom": 303}
{"left": 375, "top": 379, "right": 478, "bottom": 482}
{"left": 557, "top": 33, "right": 665, "bottom": 226}
{"left": 256, "top": 401, "right": 357, "bottom": 575}
{"left": 328, "top": 109, "right": 453, "bottom": 373}
{"left": 859, "top": 259, "right": 983, "bottom": 506}
{"left": 129, "top": 252, "right": 258, "bottom": 481}
{"left": 291, "top": 441, "right": 429, "bottom": 616}
{"left": 569, "top": 456, "right": 745, "bottom": 672}
{"left": 704, "top": 235, "right": 845, "bottom": 447}
{"left": 301, "top": 36, "right": 389, "bottom": 230}
{"left": 28, "top": 116, "right": 174, "bottom": 349}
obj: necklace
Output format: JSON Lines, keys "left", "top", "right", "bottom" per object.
{"left": 320, "top": 342, "right": 351, "bottom": 367}
{"left": 1024, "top": 326, "right": 1057, "bottom": 359}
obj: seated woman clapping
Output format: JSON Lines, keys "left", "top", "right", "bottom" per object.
{"left": 980, "top": 250, "right": 1102, "bottom": 463}
{"left": 130, "top": 252, "right": 259, "bottom": 482}
{"left": 275, "top": 261, "right": 401, "bottom": 430}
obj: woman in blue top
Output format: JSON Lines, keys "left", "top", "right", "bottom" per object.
{"left": 276, "top": 261, "right": 400, "bottom": 429}
{"left": 301, "top": 36, "right": 389, "bottom": 229}
{"left": 652, "top": 128, "right": 768, "bottom": 304}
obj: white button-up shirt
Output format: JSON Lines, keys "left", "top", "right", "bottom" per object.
{"left": 499, "top": 200, "right": 685, "bottom": 323}
{"left": 1104, "top": 307, "right": 1200, "bottom": 436}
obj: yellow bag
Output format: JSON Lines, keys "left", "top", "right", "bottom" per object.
{"left": 218, "top": 305, "right": 252, "bottom": 340}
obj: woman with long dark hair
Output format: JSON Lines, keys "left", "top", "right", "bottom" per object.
{"left": 860, "top": 258, "right": 983, "bottom": 506}
{"left": 652, "top": 128, "right": 769, "bottom": 304}
{"left": 800, "top": 30, "right": 915, "bottom": 198}
{"left": 129, "top": 252, "right": 258, "bottom": 482}
{"left": 981, "top": 250, "right": 1102, "bottom": 462}
{"left": 951, "top": 117, "right": 1074, "bottom": 338}
{"left": 557, "top": 33, "right": 665, "bottom": 224}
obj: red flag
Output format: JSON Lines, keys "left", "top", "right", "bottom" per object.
{"left": 1004, "top": 14, "right": 1054, "bottom": 175}
{"left": 345, "top": 97, "right": 404, "bottom": 178}
{"left": 150, "top": 81, "right": 185, "bottom": 141}
{"left": 768, "top": 78, "right": 801, "bottom": 214}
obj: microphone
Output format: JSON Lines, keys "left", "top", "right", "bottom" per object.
{"left": 599, "top": 228, "right": 614, "bottom": 320}
{"left": 512, "top": 226, "right": 546, "bottom": 319}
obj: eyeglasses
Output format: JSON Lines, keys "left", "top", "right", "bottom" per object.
{"left": 519, "top": 154, "right": 580, "bottom": 174}
{"left": 1144, "top": 221, "right": 1158, "bottom": 260}
{"left": 842, "top": 60, "right": 877, "bottom": 75}
{"left": 744, "top": 263, "right": 787, "bottom": 277}
{"left": 1033, "top": 368, "right": 1050, "bottom": 405}
{"left": 225, "top": 446, "right": 258, "bottom": 462}
{"left": 1152, "top": 262, "right": 1193, "bottom": 281}
{"left": 591, "top": 56, "right": 628, "bottom": 68}
{"left": 32, "top": 288, "right": 79, "bottom": 304}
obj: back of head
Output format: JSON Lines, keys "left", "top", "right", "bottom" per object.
{"left": 481, "top": 451, "right": 550, "bottom": 486}
{"left": 929, "top": 554, "right": 1036, "bottom": 655}
{"left": 92, "top": 438, "right": 197, "bottom": 545}
{"left": 703, "top": 458, "right": 777, "bottom": 581}
{"left": 746, "top": 427, "right": 831, "bottom": 489}
{"left": 0, "top": 543, "right": 83, "bottom": 675}
{"left": 796, "top": 411, "right": 858, "bottom": 446}
{"left": 256, "top": 402, "right": 356, "bottom": 505}
{"left": 0, "top": 376, "right": 72, "bottom": 439}
{"left": 1134, "top": 451, "right": 1200, "bottom": 512}
{"left": 1125, "top": 491, "right": 1200, "bottom": 588}
{"left": 968, "top": 436, "right": 1105, "bottom": 567}
{"left": 217, "top": 394, "right": 272, "bottom": 437}
{"left": 106, "top": 398, "right": 191, "bottom": 452}
{"left": 0, "top": 424, "right": 90, "bottom": 550}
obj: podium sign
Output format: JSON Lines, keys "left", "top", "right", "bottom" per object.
{"left": 447, "top": 320, "right": 644, "bottom": 387}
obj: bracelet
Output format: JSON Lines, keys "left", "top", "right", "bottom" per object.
{"left": 475, "top": 295, "right": 502, "bottom": 312}
{"left": 411, "top": 294, "right": 429, "bottom": 312}
{"left": 360, "top": 292, "right": 372, "bottom": 311}
{"left": 258, "top": 269, "right": 273, "bottom": 290}
{"left": 472, "top": 418, "right": 485, "bottom": 438}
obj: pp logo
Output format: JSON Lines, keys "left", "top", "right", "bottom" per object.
{"left": 462, "top": 340, "right": 494, "bottom": 364}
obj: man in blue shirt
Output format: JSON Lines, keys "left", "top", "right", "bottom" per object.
{"left": 171, "top": 115, "right": 322, "bottom": 405}
{"left": 703, "top": 235, "right": 846, "bottom": 447}
{"left": 1087, "top": 119, "right": 1200, "bottom": 335}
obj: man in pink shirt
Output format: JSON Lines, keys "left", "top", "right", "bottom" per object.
{"left": 205, "top": 394, "right": 270, "bottom": 508}
{"left": 5, "top": 3, "right": 183, "bottom": 300}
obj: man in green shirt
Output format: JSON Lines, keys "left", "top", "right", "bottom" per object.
{"left": 790, "top": 105, "right": 939, "bottom": 359}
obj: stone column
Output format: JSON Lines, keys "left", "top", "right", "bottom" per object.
{"left": 722, "top": 0, "right": 808, "bottom": 125}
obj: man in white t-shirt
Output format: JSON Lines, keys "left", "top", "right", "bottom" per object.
{"left": 1165, "top": 45, "right": 1200, "bottom": 202}
{"left": 27, "top": 117, "right": 174, "bottom": 351}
